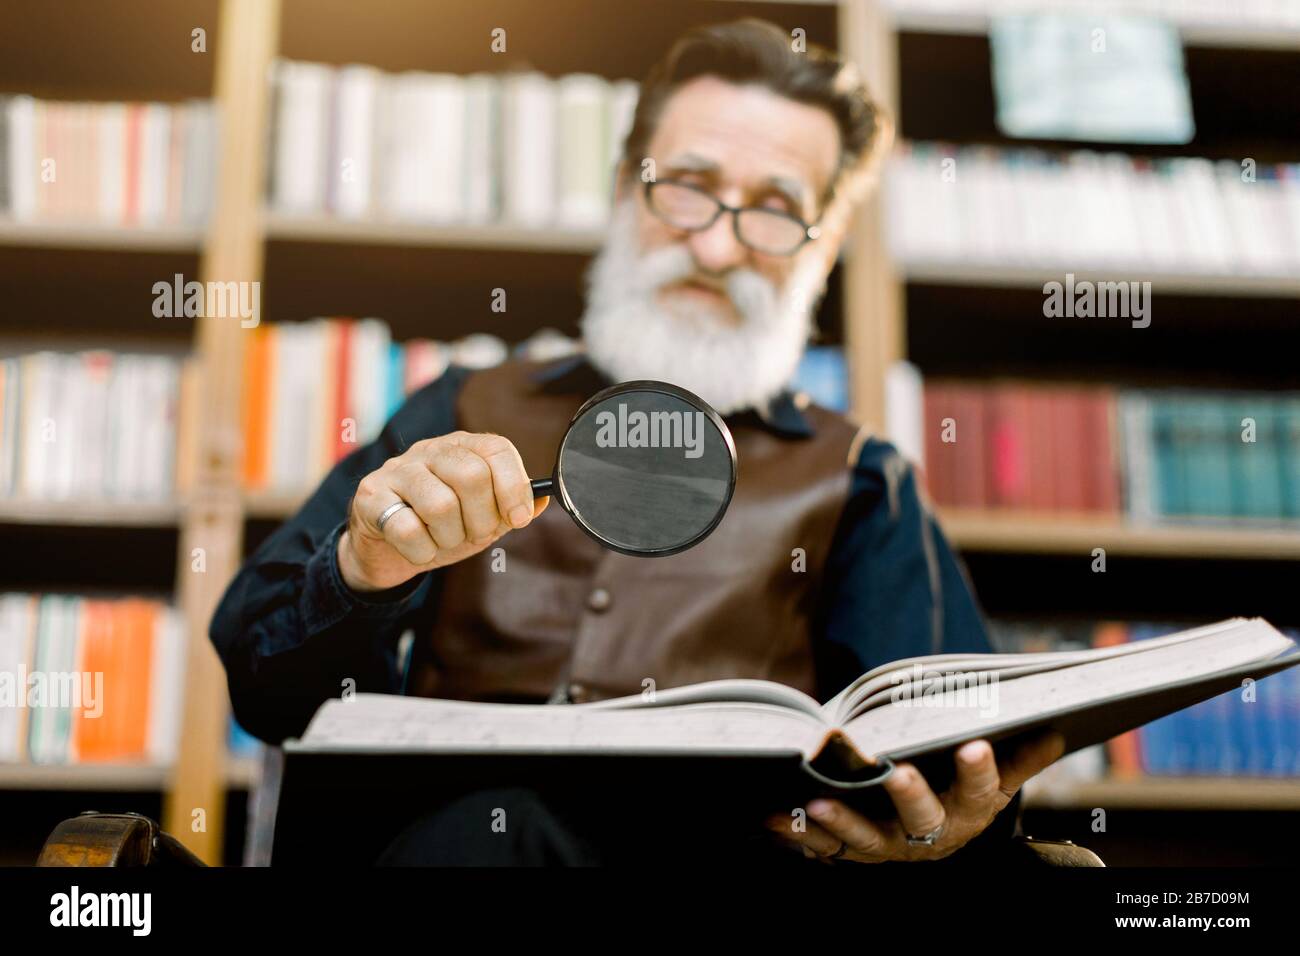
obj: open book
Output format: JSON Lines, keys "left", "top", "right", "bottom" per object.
{"left": 293, "top": 618, "right": 1298, "bottom": 800}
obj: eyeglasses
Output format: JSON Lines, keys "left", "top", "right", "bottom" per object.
{"left": 642, "top": 178, "right": 822, "bottom": 256}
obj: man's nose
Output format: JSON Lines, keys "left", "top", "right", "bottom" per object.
{"left": 686, "top": 211, "right": 748, "bottom": 274}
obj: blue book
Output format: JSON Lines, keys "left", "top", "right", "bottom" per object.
{"left": 793, "top": 347, "right": 848, "bottom": 413}
{"left": 385, "top": 342, "right": 406, "bottom": 419}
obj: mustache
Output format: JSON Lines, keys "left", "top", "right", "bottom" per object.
{"left": 632, "top": 243, "right": 779, "bottom": 324}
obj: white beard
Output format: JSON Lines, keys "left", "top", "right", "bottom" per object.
{"left": 579, "top": 197, "right": 825, "bottom": 416}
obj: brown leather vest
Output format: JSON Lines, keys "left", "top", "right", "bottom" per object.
{"left": 405, "top": 358, "right": 863, "bottom": 705}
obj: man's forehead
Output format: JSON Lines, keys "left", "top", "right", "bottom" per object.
{"left": 648, "top": 76, "right": 841, "bottom": 204}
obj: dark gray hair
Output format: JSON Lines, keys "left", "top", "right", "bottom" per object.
{"left": 620, "top": 18, "right": 891, "bottom": 205}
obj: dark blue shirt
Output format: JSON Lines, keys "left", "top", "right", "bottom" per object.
{"left": 210, "top": 356, "right": 994, "bottom": 746}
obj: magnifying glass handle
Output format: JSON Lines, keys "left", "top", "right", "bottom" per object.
{"left": 530, "top": 478, "right": 554, "bottom": 498}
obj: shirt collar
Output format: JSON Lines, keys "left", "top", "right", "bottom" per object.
{"left": 528, "top": 353, "right": 815, "bottom": 439}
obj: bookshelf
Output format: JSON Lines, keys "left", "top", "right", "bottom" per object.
{"left": 4, "top": 0, "right": 1298, "bottom": 866}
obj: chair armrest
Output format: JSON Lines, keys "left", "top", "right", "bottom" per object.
{"left": 36, "top": 812, "right": 207, "bottom": 867}
{"left": 1012, "top": 835, "right": 1105, "bottom": 867}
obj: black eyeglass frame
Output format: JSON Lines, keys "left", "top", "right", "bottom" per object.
{"left": 641, "top": 177, "right": 823, "bottom": 256}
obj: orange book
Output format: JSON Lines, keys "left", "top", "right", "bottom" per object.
{"left": 72, "top": 601, "right": 115, "bottom": 762}
{"left": 1093, "top": 622, "right": 1143, "bottom": 778}
{"left": 241, "top": 325, "right": 273, "bottom": 489}
{"left": 114, "top": 599, "right": 156, "bottom": 761}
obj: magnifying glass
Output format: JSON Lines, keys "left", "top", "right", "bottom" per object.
{"left": 528, "top": 381, "right": 737, "bottom": 557}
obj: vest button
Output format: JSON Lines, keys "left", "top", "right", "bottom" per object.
{"left": 587, "top": 587, "right": 612, "bottom": 612}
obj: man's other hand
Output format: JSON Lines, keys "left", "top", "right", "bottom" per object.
{"left": 764, "top": 730, "right": 1067, "bottom": 863}
{"left": 339, "top": 431, "right": 549, "bottom": 592}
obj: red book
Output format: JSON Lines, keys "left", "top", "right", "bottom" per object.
{"left": 989, "top": 384, "right": 1031, "bottom": 509}
{"left": 1084, "top": 388, "right": 1121, "bottom": 513}
{"left": 1026, "top": 387, "right": 1058, "bottom": 512}
{"left": 923, "top": 384, "right": 957, "bottom": 506}
{"left": 949, "top": 384, "right": 988, "bottom": 508}
{"left": 333, "top": 319, "right": 354, "bottom": 462}
{"left": 1051, "top": 388, "right": 1089, "bottom": 513}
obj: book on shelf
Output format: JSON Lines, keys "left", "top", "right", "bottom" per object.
{"left": 242, "top": 319, "right": 585, "bottom": 495}
{"left": 882, "top": 0, "right": 1300, "bottom": 35}
{"left": 990, "top": 619, "right": 1300, "bottom": 780}
{"left": 886, "top": 141, "right": 1300, "bottom": 276}
{"left": 268, "top": 60, "right": 639, "bottom": 229}
{"left": 906, "top": 375, "right": 1300, "bottom": 524}
{"left": 0, "top": 593, "right": 185, "bottom": 768}
{"left": 288, "top": 618, "right": 1297, "bottom": 815}
{"left": 0, "top": 94, "right": 216, "bottom": 228}
{"left": 0, "top": 350, "right": 195, "bottom": 504}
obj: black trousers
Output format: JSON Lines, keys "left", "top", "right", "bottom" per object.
{"left": 374, "top": 786, "right": 1023, "bottom": 867}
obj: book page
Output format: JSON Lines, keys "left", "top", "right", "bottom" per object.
{"left": 843, "top": 619, "right": 1294, "bottom": 760}
{"left": 296, "top": 693, "right": 826, "bottom": 756}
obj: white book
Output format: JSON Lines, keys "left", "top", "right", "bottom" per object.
{"left": 27, "top": 595, "right": 78, "bottom": 765}
{"left": 146, "top": 607, "right": 187, "bottom": 766}
{"left": 460, "top": 73, "right": 499, "bottom": 224}
{"left": 349, "top": 318, "right": 392, "bottom": 445}
{"left": 556, "top": 73, "right": 610, "bottom": 229}
{"left": 1119, "top": 392, "right": 1155, "bottom": 524}
{"left": 0, "top": 594, "right": 35, "bottom": 763}
{"left": 293, "top": 619, "right": 1298, "bottom": 813}
{"left": 501, "top": 72, "right": 556, "bottom": 228}
{"left": 332, "top": 64, "right": 379, "bottom": 219}
{"left": 136, "top": 103, "right": 171, "bottom": 225}
{"left": 48, "top": 353, "right": 78, "bottom": 500}
{"left": 0, "top": 359, "right": 19, "bottom": 495}
{"left": 180, "top": 100, "right": 218, "bottom": 226}
{"left": 7, "top": 95, "right": 37, "bottom": 221}
{"left": 272, "top": 61, "right": 331, "bottom": 214}
{"left": 885, "top": 360, "right": 925, "bottom": 470}
{"left": 96, "top": 103, "right": 126, "bottom": 223}
{"left": 18, "top": 353, "right": 53, "bottom": 498}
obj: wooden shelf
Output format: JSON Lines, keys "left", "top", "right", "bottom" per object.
{"left": 264, "top": 212, "right": 604, "bottom": 254}
{"left": 243, "top": 490, "right": 309, "bottom": 520}
{"left": 902, "top": 259, "right": 1300, "bottom": 299}
{"left": 0, "top": 498, "right": 183, "bottom": 528}
{"left": 0, "top": 756, "right": 260, "bottom": 791}
{"left": 0, "top": 219, "right": 203, "bottom": 253}
{"left": 940, "top": 509, "right": 1300, "bottom": 559}
{"left": 1023, "top": 775, "right": 1300, "bottom": 811}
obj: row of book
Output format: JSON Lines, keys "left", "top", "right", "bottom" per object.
{"left": 269, "top": 61, "right": 639, "bottom": 228}
{"left": 0, "top": 351, "right": 197, "bottom": 502}
{"left": 886, "top": 141, "right": 1300, "bottom": 275}
{"left": 884, "top": 0, "right": 1300, "bottom": 31}
{"left": 0, "top": 95, "right": 217, "bottom": 227}
{"left": 0, "top": 594, "right": 185, "bottom": 767}
{"left": 990, "top": 620, "right": 1300, "bottom": 778}
{"left": 241, "top": 320, "right": 579, "bottom": 493}
{"left": 919, "top": 379, "right": 1300, "bottom": 521}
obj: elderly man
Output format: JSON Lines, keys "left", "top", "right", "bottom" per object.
{"left": 211, "top": 18, "right": 1063, "bottom": 865}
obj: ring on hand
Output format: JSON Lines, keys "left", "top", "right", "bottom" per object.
{"left": 377, "top": 500, "right": 412, "bottom": 532}
{"left": 829, "top": 840, "right": 849, "bottom": 860}
{"left": 905, "top": 822, "right": 945, "bottom": 847}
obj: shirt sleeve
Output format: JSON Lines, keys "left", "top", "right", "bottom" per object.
{"left": 813, "top": 435, "right": 993, "bottom": 698}
{"left": 813, "top": 436, "right": 1025, "bottom": 850}
{"left": 208, "top": 366, "right": 470, "bottom": 745}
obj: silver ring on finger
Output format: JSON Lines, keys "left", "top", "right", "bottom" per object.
{"left": 905, "top": 822, "right": 945, "bottom": 847}
{"left": 377, "top": 500, "right": 412, "bottom": 532}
